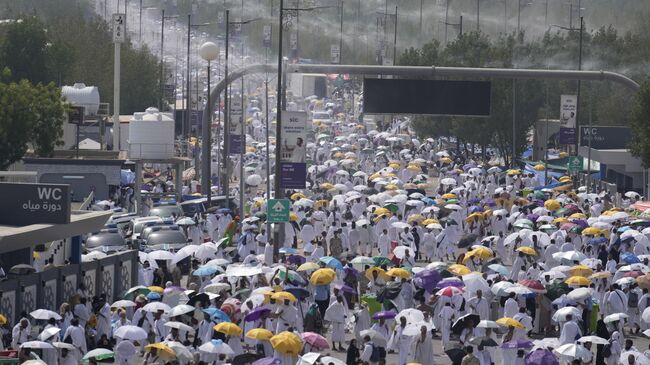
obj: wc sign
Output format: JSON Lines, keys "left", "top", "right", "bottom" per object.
{"left": 0, "top": 183, "right": 71, "bottom": 225}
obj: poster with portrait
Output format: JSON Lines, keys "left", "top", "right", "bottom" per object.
{"left": 229, "top": 95, "right": 244, "bottom": 154}
{"left": 280, "top": 111, "right": 307, "bottom": 189}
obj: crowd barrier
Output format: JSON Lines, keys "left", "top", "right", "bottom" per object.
{"left": 0, "top": 250, "right": 138, "bottom": 326}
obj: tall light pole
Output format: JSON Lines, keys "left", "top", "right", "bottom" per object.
{"left": 199, "top": 42, "right": 219, "bottom": 209}
{"left": 160, "top": 11, "right": 178, "bottom": 111}
{"left": 476, "top": 0, "right": 480, "bottom": 31}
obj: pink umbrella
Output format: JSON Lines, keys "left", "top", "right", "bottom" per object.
{"left": 436, "top": 286, "right": 465, "bottom": 297}
{"left": 560, "top": 223, "right": 577, "bottom": 231}
{"left": 301, "top": 332, "right": 330, "bottom": 349}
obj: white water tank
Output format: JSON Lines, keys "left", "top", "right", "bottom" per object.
{"left": 128, "top": 107, "right": 175, "bottom": 159}
{"left": 61, "top": 83, "right": 100, "bottom": 116}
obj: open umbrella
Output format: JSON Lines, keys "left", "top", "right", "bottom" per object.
{"left": 83, "top": 348, "right": 115, "bottom": 361}
{"left": 359, "top": 329, "right": 388, "bottom": 347}
{"left": 525, "top": 348, "right": 559, "bottom": 365}
{"left": 469, "top": 336, "right": 499, "bottom": 347}
{"left": 199, "top": 339, "right": 234, "bottom": 355}
{"left": 246, "top": 328, "right": 274, "bottom": 341}
{"left": 310, "top": 268, "right": 336, "bottom": 285}
{"left": 301, "top": 332, "right": 329, "bottom": 349}
{"left": 445, "top": 348, "right": 467, "bottom": 365}
{"left": 113, "top": 325, "right": 148, "bottom": 341}
{"left": 452, "top": 313, "right": 480, "bottom": 334}
{"left": 30, "top": 309, "right": 62, "bottom": 321}
{"left": 37, "top": 327, "right": 60, "bottom": 341}
{"left": 554, "top": 344, "right": 592, "bottom": 361}
{"left": 270, "top": 331, "right": 303, "bottom": 355}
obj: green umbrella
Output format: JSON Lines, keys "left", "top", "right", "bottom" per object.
{"left": 569, "top": 225, "right": 584, "bottom": 234}
{"left": 544, "top": 280, "right": 569, "bottom": 301}
{"left": 372, "top": 256, "right": 392, "bottom": 267}
{"left": 384, "top": 204, "right": 399, "bottom": 213}
{"left": 534, "top": 191, "right": 546, "bottom": 200}
{"left": 440, "top": 217, "right": 458, "bottom": 226}
{"left": 446, "top": 199, "right": 459, "bottom": 204}
{"left": 233, "top": 288, "right": 252, "bottom": 299}
{"left": 361, "top": 295, "right": 382, "bottom": 315}
{"left": 124, "top": 286, "right": 150, "bottom": 300}
{"left": 554, "top": 208, "right": 571, "bottom": 217}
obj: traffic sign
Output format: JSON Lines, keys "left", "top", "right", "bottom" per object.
{"left": 112, "top": 14, "right": 126, "bottom": 43}
{"left": 267, "top": 199, "right": 290, "bottom": 223}
{"left": 567, "top": 156, "right": 583, "bottom": 173}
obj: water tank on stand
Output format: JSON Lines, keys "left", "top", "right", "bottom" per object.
{"left": 61, "top": 83, "right": 100, "bottom": 116}
{"left": 128, "top": 107, "right": 175, "bottom": 159}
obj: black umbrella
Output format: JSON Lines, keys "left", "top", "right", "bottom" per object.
{"left": 452, "top": 313, "right": 481, "bottom": 335}
{"left": 468, "top": 336, "right": 499, "bottom": 347}
{"left": 188, "top": 292, "right": 210, "bottom": 307}
{"left": 377, "top": 281, "right": 402, "bottom": 303}
{"left": 446, "top": 348, "right": 467, "bottom": 365}
{"left": 458, "top": 234, "right": 479, "bottom": 248}
{"left": 232, "top": 353, "right": 263, "bottom": 365}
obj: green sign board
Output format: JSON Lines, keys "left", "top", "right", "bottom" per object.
{"left": 267, "top": 199, "right": 290, "bottom": 223}
{"left": 567, "top": 156, "right": 584, "bottom": 173}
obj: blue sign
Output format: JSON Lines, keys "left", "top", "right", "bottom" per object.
{"left": 229, "top": 135, "right": 243, "bottom": 154}
{"left": 559, "top": 127, "right": 576, "bottom": 145}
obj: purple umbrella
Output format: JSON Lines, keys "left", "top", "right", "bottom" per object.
{"left": 244, "top": 307, "right": 271, "bottom": 322}
{"left": 372, "top": 310, "right": 397, "bottom": 320}
{"left": 469, "top": 206, "right": 484, "bottom": 214}
{"left": 525, "top": 349, "right": 559, "bottom": 365}
{"left": 468, "top": 198, "right": 481, "bottom": 205}
{"left": 286, "top": 255, "right": 306, "bottom": 265}
{"left": 163, "top": 286, "right": 186, "bottom": 295}
{"left": 463, "top": 163, "right": 476, "bottom": 172}
{"left": 334, "top": 283, "right": 356, "bottom": 294}
{"left": 501, "top": 340, "right": 534, "bottom": 349}
{"left": 435, "top": 278, "right": 464, "bottom": 289}
{"left": 527, "top": 214, "right": 539, "bottom": 222}
{"left": 344, "top": 266, "right": 360, "bottom": 278}
{"left": 571, "top": 219, "right": 589, "bottom": 228}
{"left": 252, "top": 358, "right": 281, "bottom": 365}
{"left": 482, "top": 198, "right": 497, "bottom": 207}
{"left": 414, "top": 269, "right": 442, "bottom": 293}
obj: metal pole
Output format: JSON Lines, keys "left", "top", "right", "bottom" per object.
{"left": 203, "top": 60, "right": 212, "bottom": 208}
{"left": 223, "top": 11, "right": 231, "bottom": 207}
{"left": 503, "top": 0, "right": 507, "bottom": 33}
{"left": 265, "top": 47, "right": 271, "bottom": 239}
{"left": 393, "top": 6, "right": 398, "bottom": 64}
{"left": 476, "top": 0, "right": 479, "bottom": 31}
{"left": 444, "top": 0, "right": 449, "bottom": 44}
{"left": 545, "top": 0, "right": 548, "bottom": 27}
{"left": 419, "top": 0, "right": 423, "bottom": 44}
{"left": 459, "top": 15, "right": 463, "bottom": 36}
{"left": 339, "top": 0, "right": 344, "bottom": 64}
{"left": 239, "top": 59, "right": 245, "bottom": 219}
{"left": 510, "top": 79, "right": 517, "bottom": 168}
{"left": 274, "top": 0, "right": 284, "bottom": 259}
{"left": 574, "top": 16, "right": 583, "bottom": 155}
{"left": 113, "top": 44, "right": 121, "bottom": 151}
{"left": 517, "top": 0, "right": 521, "bottom": 32}
{"left": 186, "top": 14, "right": 191, "bottom": 154}
{"left": 587, "top": 81, "right": 592, "bottom": 193}
{"left": 139, "top": 0, "right": 142, "bottom": 43}
{"left": 160, "top": 10, "right": 165, "bottom": 110}
{"left": 544, "top": 78, "right": 549, "bottom": 184}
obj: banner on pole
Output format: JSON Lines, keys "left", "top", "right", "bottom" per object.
{"left": 229, "top": 95, "right": 244, "bottom": 154}
{"left": 560, "top": 94, "right": 577, "bottom": 128}
{"left": 263, "top": 25, "right": 272, "bottom": 48}
{"left": 330, "top": 44, "right": 340, "bottom": 64}
{"left": 112, "top": 13, "right": 126, "bottom": 43}
{"left": 280, "top": 111, "right": 308, "bottom": 189}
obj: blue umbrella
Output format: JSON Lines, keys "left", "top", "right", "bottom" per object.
{"left": 618, "top": 226, "right": 633, "bottom": 233}
{"left": 588, "top": 237, "right": 608, "bottom": 246}
{"left": 320, "top": 256, "right": 343, "bottom": 269}
{"left": 192, "top": 266, "right": 218, "bottom": 276}
{"left": 284, "top": 287, "right": 311, "bottom": 299}
{"left": 279, "top": 247, "right": 297, "bottom": 254}
{"left": 202, "top": 308, "right": 231, "bottom": 322}
{"left": 469, "top": 206, "right": 484, "bottom": 214}
{"left": 501, "top": 340, "right": 534, "bottom": 349}
{"left": 487, "top": 264, "right": 509, "bottom": 276}
{"left": 621, "top": 252, "right": 640, "bottom": 264}
{"left": 422, "top": 197, "right": 436, "bottom": 205}
{"left": 146, "top": 292, "right": 161, "bottom": 300}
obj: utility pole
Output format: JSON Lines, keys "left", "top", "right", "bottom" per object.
{"left": 339, "top": 0, "right": 344, "bottom": 64}
{"left": 223, "top": 10, "right": 231, "bottom": 207}
{"left": 186, "top": 14, "right": 191, "bottom": 156}
{"left": 476, "top": 0, "right": 479, "bottom": 31}
{"left": 160, "top": 10, "right": 165, "bottom": 110}
{"left": 575, "top": 16, "right": 583, "bottom": 155}
{"left": 274, "top": 0, "right": 285, "bottom": 259}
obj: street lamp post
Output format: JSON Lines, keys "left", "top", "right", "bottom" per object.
{"left": 199, "top": 42, "right": 219, "bottom": 210}
{"left": 160, "top": 11, "right": 178, "bottom": 111}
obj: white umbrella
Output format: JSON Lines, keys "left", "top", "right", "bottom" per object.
{"left": 577, "top": 336, "right": 609, "bottom": 345}
{"left": 359, "top": 329, "right": 388, "bottom": 347}
{"left": 491, "top": 281, "right": 516, "bottom": 296}
{"left": 476, "top": 320, "right": 499, "bottom": 329}
{"left": 147, "top": 250, "right": 175, "bottom": 261}
{"left": 567, "top": 287, "right": 592, "bottom": 301}
{"left": 111, "top": 299, "right": 137, "bottom": 308}
{"left": 504, "top": 285, "right": 533, "bottom": 295}
{"left": 30, "top": 309, "right": 62, "bottom": 321}
{"left": 642, "top": 307, "right": 650, "bottom": 323}
{"left": 52, "top": 342, "right": 76, "bottom": 350}
{"left": 391, "top": 222, "right": 410, "bottom": 230}
{"left": 20, "top": 341, "right": 54, "bottom": 349}
{"left": 440, "top": 178, "right": 457, "bottom": 186}
{"left": 396, "top": 308, "right": 425, "bottom": 324}
{"left": 199, "top": 339, "right": 234, "bottom": 355}
{"left": 246, "top": 174, "right": 263, "bottom": 186}
{"left": 403, "top": 323, "right": 433, "bottom": 336}
{"left": 169, "top": 304, "right": 195, "bottom": 317}
{"left": 356, "top": 219, "right": 370, "bottom": 226}
{"left": 165, "top": 341, "right": 194, "bottom": 362}
{"left": 553, "top": 251, "right": 587, "bottom": 263}
{"left": 204, "top": 258, "right": 230, "bottom": 267}
{"left": 294, "top": 198, "right": 315, "bottom": 207}
{"left": 225, "top": 264, "right": 263, "bottom": 277}
{"left": 113, "top": 325, "right": 148, "bottom": 341}
{"left": 393, "top": 245, "right": 413, "bottom": 259}
{"left": 82, "top": 251, "right": 107, "bottom": 261}
{"left": 554, "top": 343, "right": 592, "bottom": 361}
{"left": 604, "top": 313, "right": 629, "bottom": 323}
{"left": 319, "top": 356, "right": 346, "bottom": 365}
{"left": 37, "top": 327, "right": 61, "bottom": 341}
{"left": 445, "top": 204, "right": 462, "bottom": 211}
{"left": 204, "top": 283, "right": 231, "bottom": 294}
{"left": 175, "top": 217, "right": 196, "bottom": 226}
{"left": 195, "top": 243, "right": 218, "bottom": 260}
{"left": 83, "top": 348, "right": 114, "bottom": 361}
{"left": 552, "top": 306, "right": 581, "bottom": 322}
{"left": 164, "top": 321, "right": 194, "bottom": 333}
{"left": 142, "top": 302, "right": 172, "bottom": 313}
{"left": 115, "top": 340, "right": 137, "bottom": 359}
{"left": 533, "top": 338, "right": 560, "bottom": 349}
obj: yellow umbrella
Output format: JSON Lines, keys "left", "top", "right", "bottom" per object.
{"left": 319, "top": 183, "right": 334, "bottom": 190}
{"left": 289, "top": 212, "right": 298, "bottom": 222}
{"left": 515, "top": 247, "right": 537, "bottom": 256}
{"left": 553, "top": 217, "right": 569, "bottom": 225}
{"left": 407, "top": 214, "right": 425, "bottom": 224}
{"left": 483, "top": 210, "right": 493, "bottom": 219}
{"left": 440, "top": 157, "right": 453, "bottom": 164}
{"left": 373, "top": 213, "right": 392, "bottom": 223}
{"left": 441, "top": 193, "right": 457, "bottom": 199}
{"left": 422, "top": 218, "right": 439, "bottom": 225}
{"left": 333, "top": 152, "right": 345, "bottom": 158}
{"left": 406, "top": 164, "right": 421, "bottom": 172}
{"left": 464, "top": 247, "right": 494, "bottom": 261}
{"left": 590, "top": 271, "right": 612, "bottom": 279}
{"left": 448, "top": 264, "right": 471, "bottom": 276}
{"left": 246, "top": 328, "right": 274, "bottom": 341}
{"left": 213, "top": 322, "right": 242, "bottom": 336}
{"left": 365, "top": 267, "right": 389, "bottom": 281}
{"left": 148, "top": 286, "right": 164, "bottom": 294}
{"left": 374, "top": 207, "right": 391, "bottom": 216}
{"left": 314, "top": 199, "right": 329, "bottom": 209}
{"left": 290, "top": 193, "right": 306, "bottom": 201}
{"left": 636, "top": 274, "right": 650, "bottom": 290}
{"left": 389, "top": 162, "right": 401, "bottom": 169}
{"left": 386, "top": 268, "right": 411, "bottom": 279}
{"left": 368, "top": 173, "right": 382, "bottom": 181}
{"left": 582, "top": 227, "right": 604, "bottom": 236}
{"left": 565, "top": 276, "right": 592, "bottom": 286}
{"left": 246, "top": 146, "right": 257, "bottom": 153}
{"left": 559, "top": 152, "right": 569, "bottom": 158}
{"left": 570, "top": 213, "right": 587, "bottom": 219}
{"left": 464, "top": 213, "right": 484, "bottom": 223}
{"left": 145, "top": 343, "right": 176, "bottom": 361}
{"left": 383, "top": 184, "right": 399, "bottom": 191}
{"left": 270, "top": 331, "right": 304, "bottom": 355}
{"left": 271, "top": 291, "right": 297, "bottom": 302}
{"left": 568, "top": 265, "right": 593, "bottom": 277}
{"left": 506, "top": 169, "right": 521, "bottom": 176}
{"left": 310, "top": 268, "right": 337, "bottom": 285}
{"left": 297, "top": 262, "right": 320, "bottom": 272}
{"left": 534, "top": 164, "right": 546, "bottom": 171}
{"left": 544, "top": 200, "right": 561, "bottom": 211}
{"left": 496, "top": 317, "right": 525, "bottom": 329}
{"left": 0, "top": 314, "right": 6, "bottom": 325}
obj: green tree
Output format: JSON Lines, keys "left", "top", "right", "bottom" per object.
{"left": 0, "top": 17, "right": 50, "bottom": 83}
{"left": 0, "top": 80, "right": 66, "bottom": 169}
{"left": 629, "top": 80, "right": 650, "bottom": 168}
